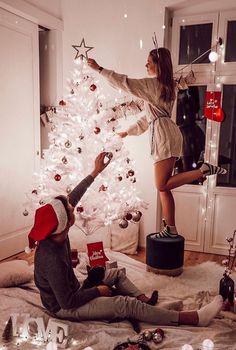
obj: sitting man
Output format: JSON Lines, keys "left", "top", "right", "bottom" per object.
{"left": 27, "top": 152, "right": 223, "bottom": 327}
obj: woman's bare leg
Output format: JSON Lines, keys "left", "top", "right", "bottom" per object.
{"left": 155, "top": 158, "right": 203, "bottom": 192}
{"left": 154, "top": 158, "right": 178, "bottom": 230}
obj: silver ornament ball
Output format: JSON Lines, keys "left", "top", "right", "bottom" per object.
{"left": 119, "top": 219, "right": 128, "bottom": 229}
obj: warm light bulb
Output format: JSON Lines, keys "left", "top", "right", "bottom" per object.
{"left": 124, "top": 13, "right": 128, "bottom": 18}
{"left": 202, "top": 338, "right": 214, "bottom": 350}
{"left": 181, "top": 345, "right": 193, "bottom": 350}
{"left": 209, "top": 51, "right": 218, "bottom": 62}
{"left": 139, "top": 39, "right": 143, "bottom": 49}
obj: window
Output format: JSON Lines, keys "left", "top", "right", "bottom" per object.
{"left": 179, "top": 23, "right": 212, "bottom": 64}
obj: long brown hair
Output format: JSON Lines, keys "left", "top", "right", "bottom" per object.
{"left": 150, "top": 48, "right": 175, "bottom": 103}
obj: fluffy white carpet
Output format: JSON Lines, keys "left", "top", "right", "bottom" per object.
{"left": 0, "top": 250, "right": 235, "bottom": 350}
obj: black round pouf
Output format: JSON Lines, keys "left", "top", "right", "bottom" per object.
{"left": 146, "top": 233, "right": 185, "bottom": 276}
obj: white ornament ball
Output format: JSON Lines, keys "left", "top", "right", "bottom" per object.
{"left": 25, "top": 246, "right": 32, "bottom": 254}
{"left": 181, "top": 345, "right": 193, "bottom": 350}
{"left": 202, "top": 338, "right": 214, "bottom": 350}
{"left": 209, "top": 51, "right": 218, "bottom": 62}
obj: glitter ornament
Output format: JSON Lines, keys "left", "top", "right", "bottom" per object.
{"left": 65, "top": 140, "right": 72, "bottom": 148}
{"left": 142, "top": 330, "right": 152, "bottom": 341}
{"left": 152, "top": 332, "right": 163, "bottom": 344}
{"left": 119, "top": 219, "right": 128, "bottom": 229}
{"left": 54, "top": 174, "right": 61, "bottom": 181}
{"left": 94, "top": 127, "right": 101, "bottom": 134}
{"left": 89, "top": 84, "right": 97, "bottom": 91}
{"left": 23, "top": 209, "right": 29, "bottom": 216}
{"left": 154, "top": 328, "right": 165, "bottom": 339}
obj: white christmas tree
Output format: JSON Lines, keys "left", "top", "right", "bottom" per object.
{"left": 23, "top": 58, "right": 147, "bottom": 235}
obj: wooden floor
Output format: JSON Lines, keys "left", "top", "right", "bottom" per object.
{"left": 127, "top": 248, "right": 225, "bottom": 266}
{"left": 2, "top": 247, "right": 225, "bottom": 267}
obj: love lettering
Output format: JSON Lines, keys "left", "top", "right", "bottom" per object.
{"left": 10, "top": 314, "right": 68, "bottom": 345}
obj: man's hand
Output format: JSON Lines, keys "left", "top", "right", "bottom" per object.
{"left": 97, "top": 285, "right": 112, "bottom": 297}
{"left": 87, "top": 58, "right": 100, "bottom": 71}
{"left": 90, "top": 152, "right": 112, "bottom": 178}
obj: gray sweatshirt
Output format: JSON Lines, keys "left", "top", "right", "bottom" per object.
{"left": 34, "top": 175, "right": 100, "bottom": 313}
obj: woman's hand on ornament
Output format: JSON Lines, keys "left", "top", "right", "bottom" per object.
{"left": 87, "top": 58, "right": 100, "bottom": 71}
{"left": 117, "top": 131, "right": 128, "bottom": 138}
{"left": 90, "top": 152, "right": 112, "bottom": 178}
{"left": 97, "top": 285, "right": 112, "bottom": 297}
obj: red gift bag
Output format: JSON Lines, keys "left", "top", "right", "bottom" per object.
{"left": 204, "top": 91, "right": 225, "bottom": 122}
{"left": 87, "top": 241, "right": 109, "bottom": 267}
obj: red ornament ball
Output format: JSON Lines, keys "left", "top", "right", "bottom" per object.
{"left": 94, "top": 127, "right": 101, "bottom": 134}
{"left": 125, "top": 213, "right": 133, "bottom": 221}
{"left": 90, "top": 84, "right": 97, "bottom": 91}
{"left": 54, "top": 174, "right": 61, "bottom": 181}
{"left": 76, "top": 206, "right": 84, "bottom": 213}
{"left": 128, "top": 170, "right": 135, "bottom": 177}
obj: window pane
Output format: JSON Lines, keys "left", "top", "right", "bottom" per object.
{"left": 179, "top": 23, "right": 212, "bottom": 64}
{"left": 175, "top": 86, "right": 207, "bottom": 184}
{"left": 217, "top": 85, "right": 236, "bottom": 187}
{"left": 225, "top": 21, "right": 236, "bottom": 62}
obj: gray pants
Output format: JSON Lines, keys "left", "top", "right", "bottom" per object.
{"left": 55, "top": 268, "right": 179, "bottom": 326}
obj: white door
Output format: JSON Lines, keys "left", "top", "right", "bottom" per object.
{"left": 171, "top": 10, "right": 236, "bottom": 255}
{"left": 0, "top": 7, "right": 40, "bottom": 259}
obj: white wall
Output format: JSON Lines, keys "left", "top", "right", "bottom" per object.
{"left": 61, "top": 0, "right": 168, "bottom": 246}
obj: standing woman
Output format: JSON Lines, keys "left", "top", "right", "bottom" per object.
{"left": 88, "top": 48, "right": 226, "bottom": 238}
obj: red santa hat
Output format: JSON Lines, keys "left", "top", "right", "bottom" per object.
{"left": 25, "top": 199, "right": 68, "bottom": 253}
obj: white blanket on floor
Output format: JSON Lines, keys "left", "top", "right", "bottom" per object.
{"left": 0, "top": 250, "right": 235, "bottom": 350}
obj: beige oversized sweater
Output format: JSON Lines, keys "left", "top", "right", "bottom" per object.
{"left": 100, "top": 68, "right": 174, "bottom": 135}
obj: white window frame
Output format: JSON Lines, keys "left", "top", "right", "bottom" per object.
{"left": 217, "top": 10, "right": 236, "bottom": 74}
{"left": 172, "top": 13, "right": 219, "bottom": 74}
